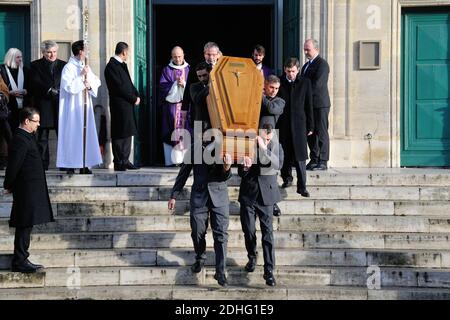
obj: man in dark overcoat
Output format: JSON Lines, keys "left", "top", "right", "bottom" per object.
{"left": 277, "top": 57, "right": 314, "bottom": 197}
{"left": 104, "top": 42, "right": 140, "bottom": 171}
{"left": 3, "top": 107, "right": 54, "bottom": 273}
{"left": 301, "top": 39, "right": 331, "bottom": 171}
{"left": 29, "top": 40, "right": 66, "bottom": 170}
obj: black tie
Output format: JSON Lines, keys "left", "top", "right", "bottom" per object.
{"left": 302, "top": 61, "right": 310, "bottom": 75}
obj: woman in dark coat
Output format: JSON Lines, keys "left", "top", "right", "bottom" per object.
{"left": 277, "top": 57, "right": 314, "bottom": 197}
{"left": 3, "top": 107, "right": 54, "bottom": 273}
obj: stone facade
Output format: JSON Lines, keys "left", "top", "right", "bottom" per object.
{"left": 1, "top": 0, "right": 449, "bottom": 167}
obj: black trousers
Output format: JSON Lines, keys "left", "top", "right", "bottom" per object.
{"left": 12, "top": 227, "right": 33, "bottom": 266}
{"left": 308, "top": 108, "right": 330, "bottom": 163}
{"left": 190, "top": 200, "right": 229, "bottom": 275}
{"left": 280, "top": 141, "right": 307, "bottom": 192}
{"left": 240, "top": 201, "right": 275, "bottom": 273}
{"left": 112, "top": 137, "right": 132, "bottom": 165}
{"left": 37, "top": 128, "right": 56, "bottom": 170}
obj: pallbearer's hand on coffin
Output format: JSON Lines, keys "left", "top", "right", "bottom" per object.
{"left": 223, "top": 153, "right": 232, "bottom": 171}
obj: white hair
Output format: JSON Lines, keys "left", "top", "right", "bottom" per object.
{"left": 306, "top": 38, "right": 320, "bottom": 50}
{"left": 3, "top": 48, "right": 23, "bottom": 69}
{"left": 40, "top": 40, "right": 59, "bottom": 54}
{"left": 203, "top": 42, "right": 220, "bottom": 53}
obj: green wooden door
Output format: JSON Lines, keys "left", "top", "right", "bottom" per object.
{"left": 0, "top": 6, "right": 30, "bottom": 64}
{"left": 283, "top": 0, "right": 300, "bottom": 61}
{"left": 402, "top": 12, "right": 450, "bottom": 166}
{"left": 134, "top": 0, "right": 150, "bottom": 166}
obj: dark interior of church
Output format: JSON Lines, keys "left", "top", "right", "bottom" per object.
{"left": 152, "top": 4, "right": 274, "bottom": 165}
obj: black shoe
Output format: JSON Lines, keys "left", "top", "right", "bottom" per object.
{"left": 11, "top": 261, "right": 39, "bottom": 274}
{"left": 245, "top": 258, "right": 256, "bottom": 273}
{"left": 273, "top": 204, "right": 282, "bottom": 217}
{"left": 66, "top": 168, "right": 75, "bottom": 174}
{"left": 191, "top": 260, "right": 204, "bottom": 274}
{"left": 26, "top": 260, "right": 44, "bottom": 270}
{"left": 79, "top": 168, "right": 92, "bottom": 175}
{"left": 114, "top": 164, "right": 126, "bottom": 172}
{"left": 125, "top": 162, "right": 139, "bottom": 170}
{"left": 312, "top": 163, "right": 328, "bottom": 171}
{"left": 281, "top": 179, "right": 293, "bottom": 188}
{"left": 263, "top": 271, "right": 276, "bottom": 286}
{"left": 214, "top": 273, "right": 228, "bottom": 287}
{"left": 297, "top": 189, "right": 310, "bottom": 198}
{"left": 306, "top": 161, "right": 318, "bottom": 171}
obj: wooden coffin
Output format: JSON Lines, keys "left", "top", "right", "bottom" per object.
{"left": 206, "top": 56, "right": 264, "bottom": 161}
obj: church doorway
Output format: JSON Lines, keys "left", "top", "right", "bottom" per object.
{"left": 149, "top": 0, "right": 283, "bottom": 166}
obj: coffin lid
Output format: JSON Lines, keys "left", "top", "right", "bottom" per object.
{"left": 207, "top": 56, "right": 264, "bottom": 135}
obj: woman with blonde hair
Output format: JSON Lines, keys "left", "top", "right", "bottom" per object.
{"left": 0, "top": 48, "right": 30, "bottom": 130}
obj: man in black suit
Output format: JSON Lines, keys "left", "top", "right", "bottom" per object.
{"left": 104, "top": 42, "right": 140, "bottom": 171}
{"left": 277, "top": 58, "right": 314, "bottom": 197}
{"left": 190, "top": 62, "right": 212, "bottom": 133}
{"left": 168, "top": 62, "right": 233, "bottom": 286}
{"left": 302, "top": 39, "right": 331, "bottom": 171}
{"left": 29, "top": 40, "right": 66, "bottom": 170}
{"left": 3, "top": 107, "right": 54, "bottom": 273}
{"left": 260, "top": 75, "right": 285, "bottom": 217}
{"left": 168, "top": 148, "right": 233, "bottom": 287}
{"left": 239, "top": 124, "right": 283, "bottom": 286}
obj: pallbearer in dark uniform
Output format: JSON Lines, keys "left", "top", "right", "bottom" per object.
{"left": 29, "top": 40, "right": 66, "bottom": 170}
{"left": 190, "top": 62, "right": 213, "bottom": 133}
{"left": 3, "top": 108, "right": 54, "bottom": 273}
{"left": 238, "top": 123, "right": 284, "bottom": 286}
{"left": 302, "top": 39, "right": 331, "bottom": 171}
{"left": 168, "top": 63, "right": 233, "bottom": 286}
{"left": 277, "top": 57, "right": 314, "bottom": 197}
{"left": 168, "top": 148, "right": 233, "bottom": 287}
{"left": 104, "top": 42, "right": 140, "bottom": 171}
{"left": 260, "top": 75, "right": 285, "bottom": 216}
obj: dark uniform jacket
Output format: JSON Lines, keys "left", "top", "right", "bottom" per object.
{"left": 170, "top": 145, "right": 232, "bottom": 209}
{"left": 259, "top": 95, "right": 285, "bottom": 129}
{"left": 3, "top": 128, "right": 54, "bottom": 227}
{"left": 238, "top": 141, "right": 284, "bottom": 206}
{"left": 29, "top": 58, "right": 66, "bottom": 129}
{"left": 277, "top": 74, "right": 314, "bottom": 161}
{"left": 301, "top": 55, "right": 331, "bottom": 109}
{"left": 104, "top": 57, "right": 139, "bottom": 140}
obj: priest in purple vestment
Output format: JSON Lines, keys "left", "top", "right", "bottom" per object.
{"left": 158, "top": 46, "right": 191, "bottom": 166}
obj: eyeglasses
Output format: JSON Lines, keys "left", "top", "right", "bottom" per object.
{"left": 28, "top": 119, "right": 40, "bottom": 123}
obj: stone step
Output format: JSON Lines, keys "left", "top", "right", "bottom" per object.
{"left": 1, "top": 231, "right": 450, "bottom": 251}
{"left": 3, "top": 283, "right": 450, "bottom": 300}
{"left": 2, "top": 215, "right": 450, "bottom": 235}
{"left": 3, "top": 168, "right": 450, "bottom": 187}
{"left": 4, "top": 200, "right": 450, "bottom": 220}
{"left": 2, "top": 266, "right": 450, "bottom": 289}
{"left": 0, "top": 248, "right": 448, "bottom": 270}
{"left": 2, "top": 186, "right": 449, "bottom": 204}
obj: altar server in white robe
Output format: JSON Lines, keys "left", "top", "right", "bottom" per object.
{"left": 57, "top": 40, "right": 102, "bottom": 174}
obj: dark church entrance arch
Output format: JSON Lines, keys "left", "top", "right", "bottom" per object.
{"left": 137, "top": 0, "right": 290, "bottom": 166}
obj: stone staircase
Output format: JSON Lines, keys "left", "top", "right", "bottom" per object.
{"left": 1, "top": 168, "right": 450, "bottom": 300}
